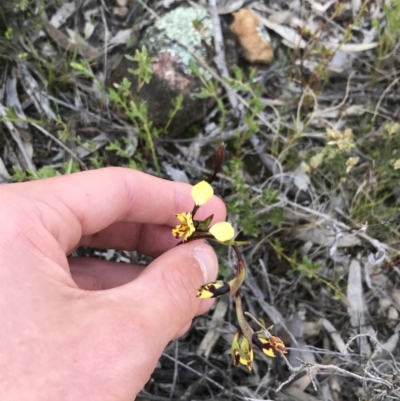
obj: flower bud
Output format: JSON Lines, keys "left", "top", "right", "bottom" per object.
{"left": 191, "top": 181, "right": 213, "bottom": 206}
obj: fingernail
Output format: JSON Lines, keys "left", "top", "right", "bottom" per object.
{"left": 193, "top": 246, "right": 218, "bottom": 283}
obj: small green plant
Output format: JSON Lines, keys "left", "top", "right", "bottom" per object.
{"left": 189, "top": 59, "right": 228, "bottom": 131}
{"left": 109, "top": 76, "right": 160, "bottom": 174}
{"left": 272, "top": 238, "right": 346, "bottom": 301}
{"left": 88, "top": 155, "right": 105, "bottom": 170}
{"left": 13, "top": 0, "right": 30, "bottom": 11}
{"left": 125, "top": 46, "right": 153, "bottom": 93}
{"left": 228, "top": 66, "right": 266, "bottom": 150}
{"left": 109, "top": 46, "right": 184, "bottom": 176}
{"left": 106, "top": 139, "right": 135, "bottom": 159}
{"left": 70, "top": 60, "right": 104, "bottom": 100}
{"left": 295, "top": 255, "right": 344, "bottom": 301}
{"left": 10, "top": 167, "right": 28, "bottom": 182}
{"left": 303, "top": 127, "right": 358, "bottom": 179}
{"left": 70, "top": 61, "right": 96, "bottom": 80}
{"left": 224, "top": 156, "right": 283, "bottom": 237}
{"left": 165, "top": 93, "right": 184, "bottom": 133}
{"left": 373, "top": 0, "right": 400, "bottom": 57}
{"left": 11, "top": 160, "right": 79, "bottom": 182}
{"left": 189, "top": 64, "right": 266, "bottom": 139}
{"left": 5, "top": 27, "right": 13, "bottom": 40}
{"left": 349, "top": 122, "right": 400, "bottom": 242}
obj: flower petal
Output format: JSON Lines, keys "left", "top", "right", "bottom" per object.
{"left": 231, "top": 330, "right": 253, "bottom": 370}
{"left": 231, "top": 331, "right": 241, "bottom": 366}
{"left": 172, "top": 212, "right": 195, "bottom": 240}
{"left": 251, "top": 318, "right": 287, "bottom": 355}
{"left": 252, "top": 333, "right": 275, "bottom": 357}
{"left": 174, "top": 212, "right": 188, "bottom": 224}
{"left": 191, "top": 181, "right": 214, "bottom": 206}
{"left": 196, "top": 280, "right": 230, "bottom": 299}
{"left": 172, "top": 224, "right": 186, "bottom": 239}
{"left": 209, "top": 222, "right": 235, "bottom": 242}
{"left": 269, "top": 335, "right": 287, "bottom": 354}
{"left": 240, "top": 337, "right": 254, "bottom": 371}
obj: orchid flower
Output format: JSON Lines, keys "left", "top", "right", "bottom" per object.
{"left": 172, "top": 180, "right": 235, "bottom": 243}
{"left": 171, "top": 144, "right": 287, "bottom": 371}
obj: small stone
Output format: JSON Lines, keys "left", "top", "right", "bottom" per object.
{"left": 230, "top": 9, "right": 273, "bottom": 64}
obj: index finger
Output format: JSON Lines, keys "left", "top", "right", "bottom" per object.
{"left": 7, "top": 167, "right": 226, "bottom": 253}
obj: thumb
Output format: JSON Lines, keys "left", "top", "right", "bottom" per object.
{"left": 90, "top": 241, "right": 219, "bottom": 397}
{"left": 128, "top": 241, "right": 218, "bottom": 339}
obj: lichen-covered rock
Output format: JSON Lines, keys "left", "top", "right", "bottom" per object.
{"left": 110, "top": 6, "right": 238, "bottom": 136}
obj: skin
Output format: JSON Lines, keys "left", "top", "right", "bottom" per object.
{"left": 0, "top": 167, "right": 226, "bottom": 401}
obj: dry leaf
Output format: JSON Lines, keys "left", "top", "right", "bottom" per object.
{"left": 18, "top": 64, "right": 57, "bottom": 121}
{"left": 49, "top": 2, "right": 76, "bottom": 29}
{"left": 352, "top": 0, "right": 361, "bottom": 16}
{"left": 371, "top": 331, "right": 400, "bottom": 360}
{"left": 46, "top": 23, "right": 100, "bottom": 60}
{"left": 294, "top": 225, "right": 360, "bottom": 247}
{"left": 347, "top": 258, "right": 372, "bottom": 357}
{"left": 0, "top": 157, "right": 10, "bottom": 181}
{"left": 162, "top": 162, "right": 190, "bottom": 183}
{"left": 321, "top": 318, "right": 347, "bottom": 354}
{"left": 109, "top": 28, "right": 134, "bottom": 46}
{"left": 217, "top": 0, "right": 244, "bottom": 14}
{"left": 197, "top": 299, "right": 228, "bottom": 357}
{"left": 258, "top": 14, "right": 307, "bottom": 49}
{"left": 0, "top": 103, "right": 35, "bottom": 170}
{"left": 322, "top": 41, "right": 379, "bottom": 53}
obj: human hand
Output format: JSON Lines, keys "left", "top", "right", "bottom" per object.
{"left": 0, "top": 167, "right": 225, "bottom": 400}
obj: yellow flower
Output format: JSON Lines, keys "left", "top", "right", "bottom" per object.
{"left": 191, "top": 181, "right": 213, "bottom": 206}
{"left": 197, "top": 267, "right": 245, "bottom": 299}
{"left": 172, "top": 180, "right": 235, "bottom": 243}
{"left": 252, "top": 333, "right": 287, "bottom": 357}
{"left": 209, "top": 221, "right": 234, "bottom": 242}
{"left": 231, "top": 330, "right": 254, "bottom": 371}
{"left": 251, "top": 334, "right": 275, "bottom": 357}
{"left": 196, "top": 280, "right": 230, "bottom": 299}
{"left": 172, "top": 212, "right": 195, "bottom": 241}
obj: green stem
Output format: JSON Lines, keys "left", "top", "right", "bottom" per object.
{"left": 235, "top": 293, "right": 253, "bottom": 344}
{"left": 144, "top": 125, "right": 161, "bottom": 176}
